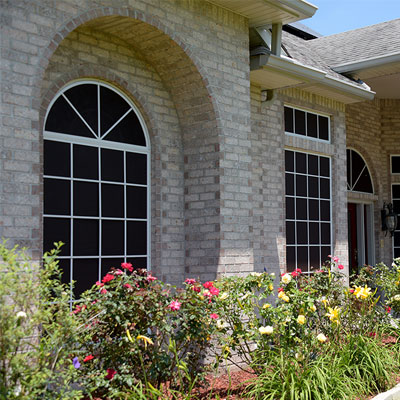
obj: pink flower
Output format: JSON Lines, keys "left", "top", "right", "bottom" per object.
{"left": 168, "top": 300, "right": 181, "bottom": 311}
{"left": 292, "top": 271, "right": 299, "bottom": 277}
{"left": 105, "top": 368, "right": 117, "bottom": 380}
{"left": 210, "top": 313, "right": 219, "bottom": 320}
{"left": 100, "top": 288, "right": 108, "bottom": 294}
{"left": 278, "top": 287, "right": 284, "bottom": 293}
{"left": 386, "top": 306, "right": 392, "bottom": 313}
{"left": 338, "top": 264, "right": 344, "bottom": 270}
{"left": 192, "top": 286, "right": 201, "bottom": 293}
{"left": 349, "top": 289, "right": 354, "bottom": 294}
{"left": 102, "top": 273, "right": 115, "bottom": 284}
{"left": 114, "top": 269, "right": 123, "bottom": 275}
{"left": 185, "top": 278, "right": 197, "bottom": 285}
{"left": 147, "top": 274, "right": 157, "bottom": 282}
{"left": 121, "top": 262, "right": 133, "bottom": 272}
{"left": 295, "top": 268, "right": 302, "bottom": 274}
{"left": 123, "top": 283, "right": 132, "bottom": 289}
{"left": 83, "top": 354, "right": 94, "bottom": 362}
{"left": 203, "top": 281, "right": 214, "bottom": 289}
{"left": 333, "top": 257, "right": 339, "bottom": 263}
{"left": 95, "top": 281, "right": 104, "bottom": 287}
{"left": 209, "top": 286, "right": 220, "bottom": 296}
{"left": 72, "top": 305, "right": 86, "bottom": 314}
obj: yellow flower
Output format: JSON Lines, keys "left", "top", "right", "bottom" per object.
{"left": 353, "top": 285, "right": 372, "bottom": 300}
{"left": 310, "top": 305, "right": 316, "bottom": 312}
{"left": 137, "top": 335, "right": 154, "bottom": 349}
{"left": 268, "top": 284, "right": 274, "bottom": 291}
{"left": 297, "top": 315, "right": 306, "bottom": 325}
{"left": 259, "top": 326, "right": 273, "bottom": 335}
{"left": 326, "top": 307, "right": 340, "bottom": 324}
{"left": 282, "top": 273, "right": 292, "bottom": 284}
{"left": 219, "top": 292, "right": 228, "bottom": 300}
{"left": 278, "top": 291, "right": 285, "bottom": 299}
{"left": 317, "top": 333, "right": 327, "bottom": 343}
{"left": 282, "top": 294, "right": 290, "bottom": 302}
{"left": 263, "top": 303, "right": 271, "bottom": 309}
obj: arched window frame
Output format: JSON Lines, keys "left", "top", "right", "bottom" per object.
{"left": 346, "top": 148, "right": 374, "bottom": 194}
{"left": 43, "top": 79, "right": 151, "bottom": 299}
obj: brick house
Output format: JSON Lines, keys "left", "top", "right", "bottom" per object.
{"left": 0, "top": 0, "right": 398, "bottom": 299}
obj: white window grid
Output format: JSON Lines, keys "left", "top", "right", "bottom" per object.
{"left": 43, "top": 80, "right": 151, "bottom": 301}
{"left": 346, "top": 148, "right": 374, "bottom": 193}
{"left": 285, "top": 150, "right": 332, "bottom": 273}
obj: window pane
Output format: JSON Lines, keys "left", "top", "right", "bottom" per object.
{"left": 127, "top": 221, "right": 147, "bottom": 255}
{"left": 286, "top": 221, "right": 295, "bottom": 244}
{"left": 44, "top": 179, "right": 70, "bottom": 215}
{"left": 395, "top": 248, "right": 400, "bottom": 258}
{"left": 285, "top": 173, "right": 294, "bottom": 195}
{"left": 309, "top": 222, "right": 319, "bottom": 244}
{"left": 286, "top": 197, "right": 295, "bottom": 220}
{"left": 101, "top": 148, "right": 124, "bottom": 182}
{"left": 392, "top": 185, "right": 400, "bottom": 199}
{"left": 102, "top": 220, "right": 124, "bottom": 256}
{"left": 285, "top": 150, "right": 294, "bottom": 172}
{"left": 320, "top": 178, "right": 330, "bottom": 199}
{"left": 127, "top": 186, "right": 147, "bottom": 219}
{"left": 308, "top": 176, "right": 319, "bottom": 198}
{"left": 44, "top": 140, "right": 70, "bottom": 177}
{"left": 320, "top": 157, "right": 330, "bottom": 177}
{"left": 102, "top": 183, "right": 124, "bottom": 218}
{"left": 296, "top": 152, "right": 306, "bottom": 173}
{"left": 309, "top": 199, "right": 319, "bottom": 220}
{"left": 297, "top": 247, "right": 308, "bottom": 270}
{"left": 318, "top": 115, "right": 329, "bottom": 140}
{"left": 320, "top": 200, "right": 330, "bottom": 221}
{"left": 73, "top": 145, "right": 98, "bottom": 180}
{"left": 44, "top": 217, "right": 70, "bottom": 256}
{"left": 126, "top": 153, "right": 147, "bottom": 184}
{"left": 307, "top": 113, "right": 317, "bottom": 138}
{"left": 58, "top": 258, "right": 71, "bottom": 287}
{"left": 296, "top": 175, "right": 307, "bottom": 197}
{"left": 309, "top": 246, "right": 320, "bottom": 270}
{"left": 308, "top": 155, "right": 318, "bottom": 176}
{"left": 73, "top": 219, "right": 99, "bottom": 256}
{"left": 72, "top": 258, "right": 99, "bottom": 298}
{"left": 321, "top": 223, "right": 331, "bottom": 244}
{"left": 286, "top": 246, "right": 296, "bottom": 272}
{"left": 321, "top": 246, "right": 331, "bottom": 264}
{"left": 127, "top": 257, "right": 148, "bottom": 270}
{"left": 296, "top": 222, "right": 307, "bottom": 244}
{"left": 296, "top": 198, "right": 307, "bottom": 220}
{"left": 295, "top": 109, "right": 306, "bottom": 135}
{"left": 392, "top": 156, "right": 400, "bottom": 174}
{"left": 284, "top": 107, "right": 294, "bottom": 133}
{"left": 73, "top": 181, "right": 99, "bottom": 216}
{"left": 101, "top": 258, "right": 125, "bottom": 276}
{"left": 393, "top": 200, "right": 400, "bottom": 214}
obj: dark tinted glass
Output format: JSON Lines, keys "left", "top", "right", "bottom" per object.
{"left": 307, "top": 113, "right": 318, "bottom": 138}
{"left": 286, "top": 246, "right": 296, "bottom": 272}
{"left": 284, "top": 107, "right": 294, "bottom": 133}
{"left": 349, "top": 151, "right": 364, "bottom": 185}
{"left": 296, "top": 175, "right": 307, "bottom": 197}
{"left": 73, "top": 145, "right": 98, "bottom": 180}
{"left": 353, "top": 170, "right": 373, "bottom": 193}
{"left": 285, "top": 150, "right": 294, "bottom": 172}
{"left": 45, "top": 96, "right": 94, "bottom": 138}
{"left": 64, "top": 84, "right": 98, "bottom": 135}
{"left": 318, "top": 115, "right": 329, "bottom": 140}
{"left": 43, "top": 217, "right": 70, "bottom": 256}
{"left": 320, "top": 200, "right": 330, "bottom": 221}
{"left": 297, "top": 246, "right": 308, "bottom": 269}
{"left": 308, "top": 155, "right": 318, "bottom": 175}
{"left": 127, "top": 186, "right": 147, "bottom": 219}
{"left": 73, "top": 258, "right": 99, "bottom": 297}
{"left": 295, "top": 109, "right": 306, "bottom": 135}
{"left": 285, "top": 173, "right": 294, "bottom": 195}
{"left": 309, "top": 222, "right": 319, "bottom": 244}
{"left": 308, "top": 176, "right": 319, "bottom": 198}
{"left": 44, "top": 179, "right": 70, "bottom": 215}
{"left": 320, "top": 178, "right": 330, "bottom": 199}
{"left": 73, "top": 181, "right": 98, "bottom": 216}
{"left": 73, "top": 219, "right": 99, "bottom": 256}
{"left": 101, "top": 258, "right": 124, "bottom": 276}
{"left": 296, "top": 198, "right": 307, "bottom": 220}
{"left": 104, "top": 110, "right": 146, "bottom": 146}
{"left": 321, "top": 246, "right": 331, "bottom": 264}
{"left": 309, "top": 199, "right": 319, "bottom": 220}
{"left": 286, "top": 197, "right": 295, "bottom": 219}
{"left": 100, "top": 86, "right": 130, "bottom": 136}
{"left": 392, "top": 156, "right": 400, "bottom": 174}
{"left": 320, "top": 157, "right": 330, "bottom": 177}
{"left": 393, "top": 200, "right": 400, "bottom": 214}
{"left": 321, "top": 223, "right": 331, "bottom": 244}
{"left": 102, "top": 220, "right": 124, "bottom": 256}
{"left": 101, "top": 148, "right": 124, "bottom": 182}
{"left": 309, "top": 246, "right": 320, "bottom": 270}
{"left": 393, "top": 185, "right": 400, "bottom": 199}
{"left": 395, "top": 248, "right": 400, "bottom": 258}
{"left": 394, "top": 233, "right": 400, "bottom": 247}
{"left": 296, "top": 222, "right": 307, "bottom": 244}
{"left": 102, "top": 184, "right": 124, "bottom": 218}
{"left": 44, "top": 140, "right": 70, "bottom": 177}
{"left": 126, "top": 153, "right": 147, "bottom": 184}
{"left": 127, "top": 221, "right": 147, "bottom": 255}
{"left": 347, "top": 150, "right": 351, "bottom": 189}
{"left": 286, "top": 221, "right": 295, "bottom": 244}
{"left": 126, "top": 257, "right": 147, "bottom": 270}
{"left": 58, "top": 259, "right": 71, "bottom": 286}
{"left": 296, "top": 152, "right": 306, "bottom": 173}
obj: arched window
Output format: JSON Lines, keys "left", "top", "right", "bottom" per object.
{"left": 43, "top": 81, "right": 150, "bottom": 299}
{"left": 346, "top": 149, "right": 373, "bottom": 194}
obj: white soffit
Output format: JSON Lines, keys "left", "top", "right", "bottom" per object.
{"left": 207, "top": 0, "right": 318, "bottom": 27}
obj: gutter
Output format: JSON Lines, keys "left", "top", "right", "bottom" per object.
{"left": 332, "top": 52, "right": 400, "bottom": 74}
{"left": 251, "top": 53, "right": 375, "bottom": 101}
{"left": 277, "top": 0, "right": 318, "bottom": 19}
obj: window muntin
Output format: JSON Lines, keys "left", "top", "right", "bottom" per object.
{"left": 393, "top": 184, "right": 400, "bottom": 258}
{"left": 346, "top": 149, "right": 373, "bottom": 194}
{"left": 284, "top": 106, "right": 330, "bottom": 142}
{"left": 285, "top": 150, "right": 332, "bottom": 273}
{"left": 44, "top": 81, "right": 150, "bottom": 300}
{"left": 391, "top": 156, "right": 400, "bottom": 174}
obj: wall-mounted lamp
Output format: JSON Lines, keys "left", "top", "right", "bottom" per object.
{"left": 381, "top": 202, "right": 398, "bottom": 237}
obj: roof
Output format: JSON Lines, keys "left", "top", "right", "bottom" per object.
{"left": 307, "top": 18, "right": 400, "bottom": 68}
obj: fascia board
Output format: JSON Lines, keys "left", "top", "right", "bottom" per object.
{"left": 332, "top": 53, "right": 400, "bottom": 74}
{"left": 278, "top": 0, "right": 318, "bottom": 19}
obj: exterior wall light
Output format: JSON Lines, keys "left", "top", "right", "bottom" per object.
{"left": 381, "top": 202, "right": 398, "bottom": 237}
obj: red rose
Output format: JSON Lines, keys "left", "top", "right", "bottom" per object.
{"left": 210, "top": 313, "right": 219, "bottom": 319}
{"left": 147, "top": 274, "right": 157, "bottom": 282}
{"left": 209, "top": 286, "right": 220, "bottom": 296}
{"left": 102, "top": 273, "right": 115, "bottom": 284}
{"left": 203, "top": 281, "right": 214, "bottom": 289}
{"left": 105, "top": 368, "right": 117, "bottom": 380}
{"left": 83, "top": 355, "right": 94, "bottom": 362}
{"left": 121, "top": 262, "right": 133, "bottom": 272}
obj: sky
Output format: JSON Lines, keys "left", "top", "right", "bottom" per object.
{"left": 302, "top": 0, "right": 400, "bottom": 36}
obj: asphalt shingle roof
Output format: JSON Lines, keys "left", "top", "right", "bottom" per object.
{"left": 307, "top": 18, "right": 400, "bottom": 67}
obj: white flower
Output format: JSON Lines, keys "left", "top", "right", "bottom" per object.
{"left": 216, "top": 319, "right": 229, "bottom": 329}
{"left": 16, "top": 311, "right": 27, "bottom": 319}
{"left": 317, "top": 333, "right": 327, "bottom": 343}
{"left": 250, "top": 272, "right": 261, "bottom": 277}
{"left": 219, "top": 292, "right": 228, "bottom": 300}
{"left": 394, "top": 295, "right": 400, "bottom": 301}
{"left": 270, "top": 273, "right": 276, "bottom": 279}
{"left": 259, "top": 326, "right": 273, "bottom": 335}
{"left": 282, "top": 273, "right": 292, "bottom": 284}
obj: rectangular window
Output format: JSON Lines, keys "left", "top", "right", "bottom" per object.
{"left": 285, "top": 150, "right": 332, "bottom": 272}
{"left": 284, "top": 106, "right": 330, "bottom": 142}
{"left": 391, "top": 156, "right": 400, "bottom": 174}
{"left": 392, "top": 184, "right": 400, "bottom": 258}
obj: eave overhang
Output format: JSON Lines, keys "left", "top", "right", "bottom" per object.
{"left": 250, "top": 53, "right": 375, "bottom": 104}
{"left": 207, "top": 0, "right": 318, "bottom": 27}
